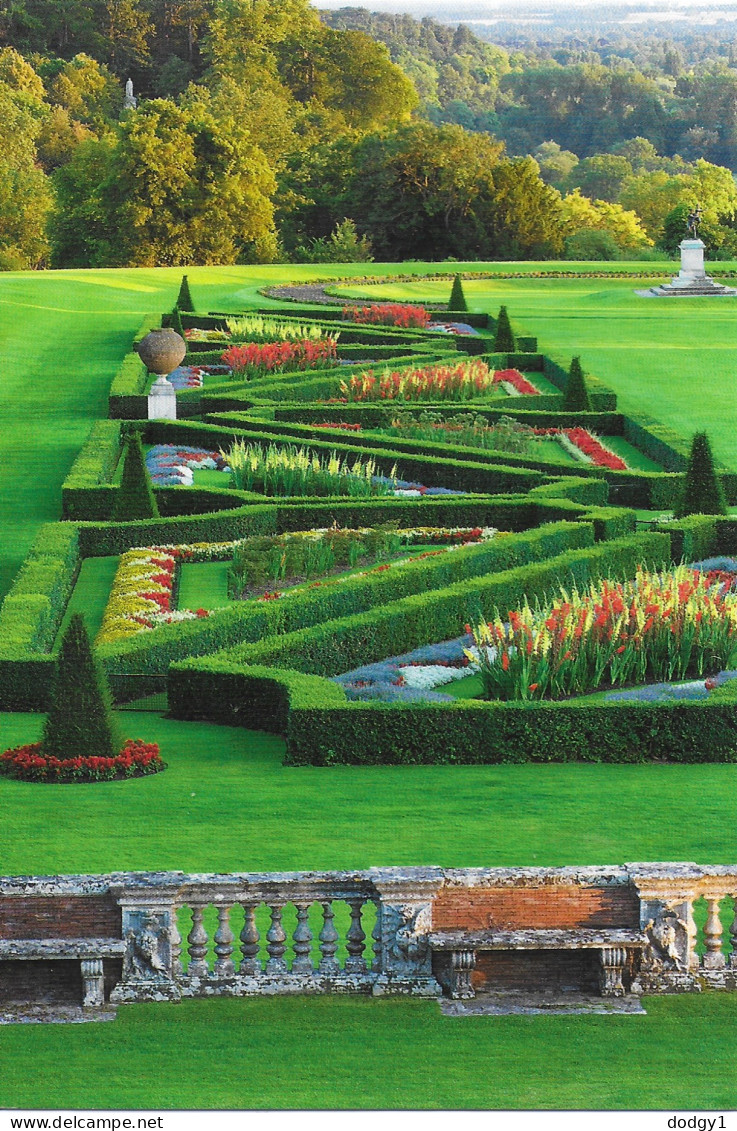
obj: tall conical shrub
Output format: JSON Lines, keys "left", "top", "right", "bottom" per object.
{"left": 171, "top": 305, "right": 185, "bottom": 339}
{"left": 562, "top": 356, "right": 592, "bottom": 412}
{"left": 177, "top": 274, "right": 194, "bottom": 312}
{"left": 493, "top": 305, "right": 515, "bottom": 352}
{"left": 448, "top": 274, "right": 468, "bottom": 312}
{"left": 113, "top": 431, "right": 159, "bottom": 521}
{"left": 675, "top": 432, "right": 728, "bottom": 517}
{"left": 42, "top": 614, "right": 120, "bottom": 760}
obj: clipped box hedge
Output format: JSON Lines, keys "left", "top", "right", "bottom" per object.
{"left": 102, "top": 520, "right": 594, "bottom": 676}
{"left": 177, "top": 530, "right": 669, "bottom": 682}
{"left": 142, "top": 416, "right": 547, "bottom": 496}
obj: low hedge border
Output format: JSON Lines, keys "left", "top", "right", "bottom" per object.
{"left": 190, "top": 530, "right": 669, "bottom": 679}
{"left": 141, "top": 416, "right": 547, "bottom": 495}
{"left": 74, "top": 493, "right": 598, "bottom": 557}
{"left": 201, "top": 412, "right": 709, "bottom": 509}
{"left": 0, "top": 524, "right": 80, "bottom": 656}
{"left": 100, "top": 520, "right": 594, "bottom": 676}
{"left": 167, "top": 658, "right": 737, "bottom": 764}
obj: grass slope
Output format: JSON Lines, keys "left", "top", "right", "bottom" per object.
{"left": 2, "top": 713, "right": 736, "bottom": 874}
{"left": 0, "top": 995, "right": 734, "bottom": 1109}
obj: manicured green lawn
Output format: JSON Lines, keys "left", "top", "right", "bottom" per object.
{"left": 55, "top": 555, "right": 119, "bottom": 647}
{"left": 176, "top": 560, "right": 234, "bottom": 610}
{"left": 0, "top": 260, "right": 479, "bottom": 602}
{"left": 2, "top": 712, "right": 736, "bottom": 874}
{"left": 0, "top": 994, "right": 734, "bottom": 1109}
{"left": 337, "top": 272, "right": 737, "bottom": 470}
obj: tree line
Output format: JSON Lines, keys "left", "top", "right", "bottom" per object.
{"left": 2, "top": 0, "right": 737, "bottom": 268}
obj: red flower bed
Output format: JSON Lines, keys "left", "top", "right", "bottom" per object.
{"left": 533, "top": 426, "right": 628, "bottom": 470}
{"left": 312, "top": 421, "right": 363, "bottom": 431}
{"left": 566, "top": 427, "right": 628, "bottom": 470}
{"left": 0, "top": 739, "right": 166, "bottom": 783}
{"left": 342, "top": 303, "right": 430, "bottom": 329}
{"left": 493, "top": 368, "right": 540, "bottom": 396}
{"left": 222, "top": 338, "right": 338, "bottom": 379}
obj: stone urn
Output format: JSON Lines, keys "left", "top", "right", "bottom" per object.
{"left": 137, "top": 328, "right": 186, "bottom": 375}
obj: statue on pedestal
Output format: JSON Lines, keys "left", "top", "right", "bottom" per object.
{"left": 686, "top": 206, "right": 704, "bottom": 239}
{"left": 124, "top": 79, "right": 137, "bottom": 110}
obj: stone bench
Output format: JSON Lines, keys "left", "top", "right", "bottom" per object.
{"left": 429, "top": 928, "right": 647, "bottom": 999}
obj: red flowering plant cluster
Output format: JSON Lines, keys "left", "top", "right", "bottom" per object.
{"left": 533, "top": 426, "right": 628, "bottom": 470}
{"left": 312, "top": 421, "right": 363, "bottom": 431}
{"left": 342, "top": 303, "right": 430, "bottom": 329}
{"left": 340, "top": 360, "right": 496, "bottom": 402}
{"left": 493, "top": 368, "right": 541, "bottom": 396}
{"left": 468, "top": 565, "right": 737, "bottom": 701}
{"left": 222, "top": 338, "right": 338, "bottom": 380}
{"left": 0, "top": 738, "right": 166, "bottom": 783}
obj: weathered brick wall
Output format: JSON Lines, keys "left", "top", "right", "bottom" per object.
{"left": 433, "top": 883, "right": 640, "bottom": 931}
{"left": 0, "top": 895, "right": 121, "bottom": 939}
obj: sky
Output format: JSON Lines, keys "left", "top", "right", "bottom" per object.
{"left": 313, "top": 0, "right": 737, "bottom": 15}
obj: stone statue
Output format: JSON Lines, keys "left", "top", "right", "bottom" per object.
{"left": 124, "top": 79, "right": 137, "bottom": 110}
{"left": 687, "top": 205, "right": 704, "bottom": 239}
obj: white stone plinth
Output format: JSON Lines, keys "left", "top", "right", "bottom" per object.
{"left": 637, "top": 237, "right": 737, "bottom": 297}
{"left": 147, "top": 375, "right": 177, "bottom": 420}
{"left": 670, "top": 238, "right": 707, "bottom": 287}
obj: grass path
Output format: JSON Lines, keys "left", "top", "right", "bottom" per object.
{"left": 2, "top": 713, "right": 736, "bottom": 874}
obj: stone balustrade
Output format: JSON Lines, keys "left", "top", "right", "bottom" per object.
{"left": 0, "top": 864, "right": 734, "bottom": 1014}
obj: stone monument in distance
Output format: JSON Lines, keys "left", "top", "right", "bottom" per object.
{"left": 640, "top": 205, "right": 737, "bottom": 297}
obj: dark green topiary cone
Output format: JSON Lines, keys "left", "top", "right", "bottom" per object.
{"left": 675, "top": 432, "right": 728, "bottom": 517}
{"left": 113, "top": 431, "right": 159, "bottom": 522}
{"left": 562, "top": 356, "right": 592, "bottom": 412}
{"left": 493, "top": 305, "right": 515, "bottom": 352}
{"left": 42, "top": 614, "right": 120, "bottom": 760}
{"left": 177, "top": 274, "right": 194, "bottom": 312}
{"left": 448, "top": 274, "right": 468, "bottom": 312}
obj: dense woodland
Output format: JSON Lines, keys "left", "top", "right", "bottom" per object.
{"left": 3, "top": 0, "right": 737, "bottom": 268}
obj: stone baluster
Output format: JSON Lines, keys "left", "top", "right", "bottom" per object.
{"left": 683, "top": 898, "right": 699, "bottom": 970}
{"left": 187, "top": 906, "right": 210, "bottom": 979}
{"left": 81, "top": 957, "right": 105, "bottom": 1008}
{"left": 266, "top": 904, "right": 287, "bottom": 975}
{"left": 703, "top": 898, "right": 726, "bottom": 970}
{"left": 213, "top": 905, "right": 236, "bottom": 978}
{"left": 372, "top": 902, "right": 383, "bottom": 973}
{"left": 449, "top": 950, "right": 476, "bottom": 1000}
{"left": 345, "top": 899, "right": 367, "bottom": 974}
{"left": 291, "top": 903, "right": 314, "bottom": 975}
{"left": 599, "top": 947, "right": 628, "bottom": 996}
{"left": 170, "top": 914, "right": 183, "bottom": 978}
{"left": 318, "top": 901, "right": 340, "bottom": 976}
{"left": 240, "top": 904, "right": 260, "bottom": 976}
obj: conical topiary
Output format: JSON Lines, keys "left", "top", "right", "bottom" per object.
{"left": 448, "top": 274, "right": 468, "bottom": 312}
{"left": 562, "top": 356, "right": 592, "bottom": 412}
{"left": 42, "top": 614, "right": 120, "bottom": 760}
{"left": 113, "top": 431, "right": 159, "bottom": 522}
{"left": 171, "top": 305, "right": 185, "bottom": 339}
{"left": 493, "top": 305, "right": 515, "bottom": 352}
{"left": 675, "top": 432, "right": 728, "bottom": 517}
{"left": 177, "top": 274, "right": 194, "bottom": 312}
